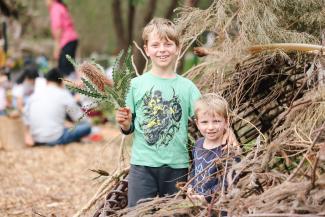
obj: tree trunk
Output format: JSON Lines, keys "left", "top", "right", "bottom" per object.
{"left": 0, "top": 0, "right": 19, "bottom": 18}
{"left": 165, "top": 0, "right": 178, "bottom": 19}
{"left": 142, "top": 0, "right": 158, "bottom": 26}
{"left": 133, "top": 0, "right": 158, "bottom": 74}
{"left": 112, "top": 0, "right": 127, "bottom": 51}
{"left": 127, "top": 0, "right": 136, "bottom": 45}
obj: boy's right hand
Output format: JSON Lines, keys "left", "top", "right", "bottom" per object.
{"left": 115, "top": 107, "right": 132, "bottom": 131}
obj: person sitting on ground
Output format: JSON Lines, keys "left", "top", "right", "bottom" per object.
{"left": 11, "top": 66, "right": 39, "bottom": 116}
{"left": 0, "top": 73, "right": 9, "bottom": 115}
{"left": 23, "top": 67, "right": 91, "bottom": 146}
{"left": 187, "top": 93, "right": 241, "bottom": 208}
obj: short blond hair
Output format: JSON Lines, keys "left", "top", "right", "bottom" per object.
{"left": 195, "top": 93, "right": 229, "bottom": 120}
{"left": 142, "top": 18, "right": 179, "bottom": 46}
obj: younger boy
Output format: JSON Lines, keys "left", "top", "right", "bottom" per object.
{"left": 188, "top": 93, "right": 240, "bottom": 204}
{"left": 115, "top": 18, "right": 201, "bottom": 207}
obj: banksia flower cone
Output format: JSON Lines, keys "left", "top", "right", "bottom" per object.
{"left": 77, "top": 62, "right": 113, "bottom": 92}
{"left": 63, "top": 80, "right": 84, "bottom": 89}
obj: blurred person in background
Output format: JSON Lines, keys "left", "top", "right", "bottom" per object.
{"left": 23, "top": 68, "right": 91, "bottom": 147}
{"left": 0, "top": 73, "right": 9, "bottom": 115}
{"left": 11, "top": 66, "right": 39, "bottom": 116}
{"left": 46, "top": 0, "right": 79, "bottom": 79}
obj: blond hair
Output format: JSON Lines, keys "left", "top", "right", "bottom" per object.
{"left": 195, "top": 93, "right": 229, "bottom": 120}
{"left": 142, "top": 18, "right": 179, "bottom": 46}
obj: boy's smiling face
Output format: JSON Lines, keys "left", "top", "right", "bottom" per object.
{"left": 196, "top": 111, "right": 228, "bottom": 145}
{"left": 144, "top": 31, "right": 179, "bottom": 71}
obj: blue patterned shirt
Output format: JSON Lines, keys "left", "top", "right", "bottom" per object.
{"left": 189, "top": 138, "right": 227, "bottom": 201}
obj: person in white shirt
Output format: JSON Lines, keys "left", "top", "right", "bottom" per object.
{"left": 23, "top": 67, "right": 91, "bottom": 146}
{"left": 0, "top": 73, "right": 9, "bottom": 115}
{"left": 12, "top": 66, "right": 39, "bottom": 115}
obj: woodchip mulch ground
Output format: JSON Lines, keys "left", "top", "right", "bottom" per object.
{"left": 0, "top": 123, "right": 122, "bottom": 217}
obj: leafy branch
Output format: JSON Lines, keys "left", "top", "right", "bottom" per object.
{"left": 64, "top": 47, "right": 136, "bottom": 109}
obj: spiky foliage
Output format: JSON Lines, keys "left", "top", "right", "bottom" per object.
{"left": 64, "top": 47, "right": 136, "bottom": 109}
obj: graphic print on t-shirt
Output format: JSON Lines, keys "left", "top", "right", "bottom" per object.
{"left": 140, "top": 87, "right": 182, "bottom": 147}
{"left": 193, "top": 149, "right": 219, "bottom": 194}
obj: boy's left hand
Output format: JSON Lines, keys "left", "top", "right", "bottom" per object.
{"left": 188, "top": 194, "right": 207, "bottom": 205}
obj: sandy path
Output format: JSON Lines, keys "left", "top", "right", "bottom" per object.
{"left": 0, "top": 124, "right": 125, "bottom": 217}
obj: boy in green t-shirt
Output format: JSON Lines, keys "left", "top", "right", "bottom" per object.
{"left": 115, "top": 18, "right": 201, "bottom": 207}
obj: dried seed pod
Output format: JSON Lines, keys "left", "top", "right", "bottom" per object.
{"left": 77, "top": 62, "right": 113, "bottom": 92}
{"left": 63, "top": 79, "right": 84, "bottom": 89}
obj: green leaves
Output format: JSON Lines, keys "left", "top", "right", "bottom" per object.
{"left": 111, "top": 47, "right": 135, "bottom": 107}
{"left": 65, "top": 47, "right": 136, "bottom": 110}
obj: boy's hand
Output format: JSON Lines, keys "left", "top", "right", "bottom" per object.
{"left": 222, "top": 127, "right": 240, "bottom": 148}
{"left": 187, "top": 187, "right": 206, "bottom": 203}
{"left": 188, "top": 194, "right": 207, "bottom": 205}
{"left": 187, "top": 187, "right": 194, "bottom": 195}
{"left": 116, "top": 107, "right": 132, "bottom": 131}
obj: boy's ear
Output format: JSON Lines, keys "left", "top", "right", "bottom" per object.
{"left": 144, "top": 45, "right": 149, "bottom": 56}
{"left": 176, "top": 45, "right": 181, "bottom": 54}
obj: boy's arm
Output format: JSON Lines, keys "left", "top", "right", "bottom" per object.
{"left": 120, "top": 113, "right": 135, "bottom": 135}
{"left": 116, "top": 107, "right": 134, "bottom": 135}
{"left": 188, "top": 147, "right": 196, "bottom": 188}
{"left": 188, "top": 84, "right": 201, "bottom": 118}
{"left": 119, "top": 78, "right": 135, "bottom": 135}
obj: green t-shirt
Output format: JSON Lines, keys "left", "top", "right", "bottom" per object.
{"left": 126, "top": 72, "right": 201, "bottom": 168}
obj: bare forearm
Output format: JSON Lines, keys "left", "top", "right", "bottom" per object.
{"left": 53, "top": 30, "right": 62, "bottom": 59}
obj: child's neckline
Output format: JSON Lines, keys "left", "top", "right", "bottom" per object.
{"left": 202, "top": 138, "right": 225, "bottom": 150}
{"left": 149, "top": 71, "right": 178, "bottom": 80}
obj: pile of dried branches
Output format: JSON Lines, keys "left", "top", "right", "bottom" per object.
{"left": 222, "top": 51, "right": 323, "bottom": 144}
{"left": 87, "top": 51, "right": 325, "bottom": 217}
{"left": 79, "top": 53, "right": 325, "bottom": 217}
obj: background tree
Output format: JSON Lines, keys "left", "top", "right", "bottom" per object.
{"left": 0, "top": 0, "right": 19, "bottom": 18}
